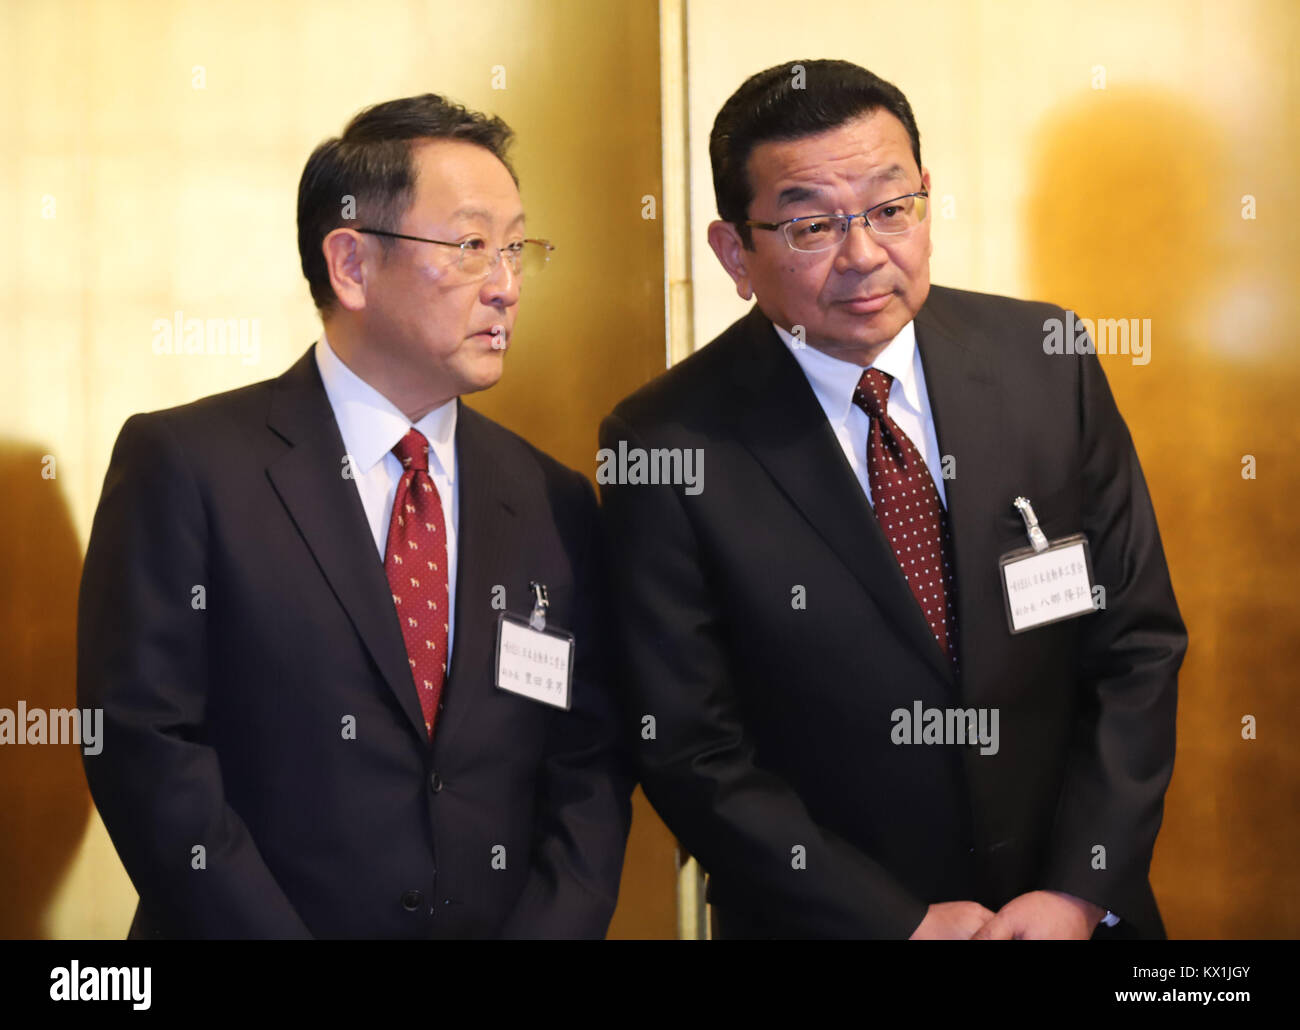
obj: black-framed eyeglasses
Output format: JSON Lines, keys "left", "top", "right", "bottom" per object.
{"left": 745, "top": 190, "right": 929, "bottom": 252}
{"left": 356, "top": 227, "right": 555, "bottom": 278}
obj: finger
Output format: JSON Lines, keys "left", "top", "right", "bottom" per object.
{"left": 971, "top": 915, "right": 1011, "bottom": 940}
{"left": 965, "top": 909, "right": 995, "bottom": 937}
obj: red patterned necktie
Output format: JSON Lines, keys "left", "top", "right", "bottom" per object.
{"left": 384, "top": 428, "right": 450, "bottom": 740}
{"left": 852, "top": 368, "right": 959, "bottom": 668}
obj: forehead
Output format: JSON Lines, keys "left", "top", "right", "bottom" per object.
{"left": 407, "top": 138, "right": 522, "bottom": 223}
{"left": 746, "top": 109, "right": 917, "bottom": 203}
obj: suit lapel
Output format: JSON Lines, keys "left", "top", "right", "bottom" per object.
{"left": 430, "top": 402, "right": 520, "bottom": 753}
{"left": 913, "top": 288, "right": 1003, "bottom": 693}
{"left": 265, "top": 346, "right": 428, "bottom": 742}
{"left": 728, "top": 307, "right": 955, "bottom": 687}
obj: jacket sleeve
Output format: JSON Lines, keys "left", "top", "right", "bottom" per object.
{"left": 1040, "top": 327, "right": 1186, "bottom": 930}
{"left": 597, "top": 412, "right": 930, "bottom": 938}
{"left": 499, "top": 470, "right": 634, "bottom": 938}
{"left": 78, "top": 412, "right": 313, "bottom": 938}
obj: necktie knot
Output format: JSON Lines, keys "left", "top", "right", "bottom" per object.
{"left": 392, "top": 428, "right": 430, "bottom": 473}
{"left": 853, "top": 368, "right": 894, "bottom": 421}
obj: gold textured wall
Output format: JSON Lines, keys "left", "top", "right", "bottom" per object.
{"left": 0, "top": 0, "right": 674, "bottom": 939}
{"left": 683, "top": 0, "right": 1300, "bottom": 937}
{"left": 6, "top": 0, "right": 1296, "bottom": 943}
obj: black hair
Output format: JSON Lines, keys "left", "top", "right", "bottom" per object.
{"left": 710, "top": 60, "right": 921, "bottom": 247}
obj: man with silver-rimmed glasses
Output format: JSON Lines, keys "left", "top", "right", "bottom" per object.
{"left": 79, "top": 93, "right": 632, "bottom": 938}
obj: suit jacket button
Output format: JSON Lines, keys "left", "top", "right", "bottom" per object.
{"left": 429, "top": 771, "right": 443, "bottom": 793}
{"left": 401, "top": 890, "right": 423, "bottom": 911}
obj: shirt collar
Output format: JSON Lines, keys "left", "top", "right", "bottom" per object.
{"left": 314, "top": 331, "right": 457, "bottom": 482}
{"left": 774, "top": 318, "right": 923, "bottom": 423}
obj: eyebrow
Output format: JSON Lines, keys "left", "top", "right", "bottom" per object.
{"left": 868, "top": 164, "right": 909, "bottom": 184}
{"left": 775, "top": 185, "right": 822, "bottom": 209}
{"left": 774, "top": 164, "right": 911, "bottom": 210}
{"left": 449, "top": 206, "right": 526, "bottom": 228}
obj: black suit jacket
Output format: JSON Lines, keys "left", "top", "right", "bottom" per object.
{"left": 78, "top": 344, "right": 632, "bottom": 938}
{"left": 599, "top": 285, "right": 1185, "bottom": 939}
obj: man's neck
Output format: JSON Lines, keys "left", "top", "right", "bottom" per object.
{"left": 773, "top": 321, "right": 896, "bottom": 369}
{"left": 323, "top": 320, "right": 454, "bottom": 422}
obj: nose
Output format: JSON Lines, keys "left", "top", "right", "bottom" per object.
{"left": 834, "top": 215, "right": 890, "bottom": 275}
{"left": 481, "top": 249, "right": 521, "bottom": 308}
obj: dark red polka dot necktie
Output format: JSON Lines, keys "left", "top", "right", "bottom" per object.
{"left": 852, "top": 368, "right": 959, "bottom": 668}
{"left": 384, "top": 428, "right": 450, "bottom": 740}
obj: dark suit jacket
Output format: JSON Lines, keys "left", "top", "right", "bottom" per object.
{"left": 599, "top": 285, "right": 1185, "bottom": 939}
{"left": 78, "top": 344, "right": 632, "bottom": 939}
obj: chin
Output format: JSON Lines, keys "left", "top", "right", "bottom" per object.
{"left": 844, "top": 312, "right": 909, "bottom": 348}
{"left": 461, "top": 357, "right": 506, "bottom": 395}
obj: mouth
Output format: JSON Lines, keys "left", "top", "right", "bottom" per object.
{"left": 835, "top": 292, "right": 894, "bottom": 314}
{"left": 469, "top": 325, "right": 510, "bottom": 351}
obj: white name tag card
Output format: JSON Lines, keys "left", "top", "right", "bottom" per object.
{"left": 999, "top": 533, "right": 1097, "bottom": 633}
{"left": 494, "top": 612, "right": 574, "bottom": 710}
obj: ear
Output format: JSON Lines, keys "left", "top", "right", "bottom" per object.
{"left": 322, "top": 228, "right": 370, "bottom": 312}
{"left": 707, "top": 219, "right": 754, "bottom": 301}
{"left": 921, "top": 167, "right": 934, "bottom": 258}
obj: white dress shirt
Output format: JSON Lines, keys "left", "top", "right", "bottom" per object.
{"left": 774, "top": 320, "right": 948, "bottom": 510}
{"left": 315, "top": 332, "right": 459, "bottom": 664}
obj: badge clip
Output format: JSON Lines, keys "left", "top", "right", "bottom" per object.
{"left": 528, "top": 581, "right": 549, "bottom": 632}
{"left": 1012, "top": 496, "right": 1050, "bottom": 553}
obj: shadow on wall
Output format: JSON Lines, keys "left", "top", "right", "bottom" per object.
{"left": 0, "top": 443, "right": 92, "bottom": 938}
{"left": 1023, "top": 88, "right": 1300, "bottom": 938}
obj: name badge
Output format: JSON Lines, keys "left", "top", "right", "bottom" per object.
{"left": 998, "top": 496, "right": 1097, "bottom": 633}
{"left": 494, "top": 582, "right": 574, "bottom": 710}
